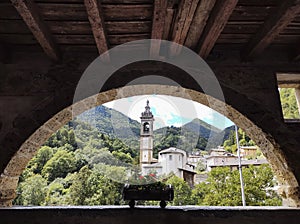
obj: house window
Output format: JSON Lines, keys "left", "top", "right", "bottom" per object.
{"left": 169, "top": 155, "right": 172, "bottom": 161}
{"left": 279, "top": 88, "right": 300, "bottom": 119}
{"left": 277, "top": 73, "right": 300, "bottom": 120}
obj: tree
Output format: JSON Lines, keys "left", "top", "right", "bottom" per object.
{"left": 68, "top": 166, "right": 92, "bottom": 205}
{"left": 195, "top": 160, "right": 206, "bottom": 173}
{"left": 191, "top": 165, "right": 282, "bottom": 206}
{"left": 27, "top": 146, "right": 54, "bottom": 174}
{"left": 68, "top": 166, "right": 123, "bottom": 205}
{"left": 42, "top": 149, "right": 78, "bottom": 182}
{"left": 84, "top": 171, "right": 123, "bottom": 205}
{"left": 166, "top": 175, "right": 192, "bottom": 205}
{"left": 17, "top": 174, "right": 47, "bottom": 206}
{"left": 44, "top": 178, "right": 68, "bottom": 205}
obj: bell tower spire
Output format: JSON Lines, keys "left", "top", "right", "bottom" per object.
{"left": 140, "top": 100, "right": 154, "bottom": 165}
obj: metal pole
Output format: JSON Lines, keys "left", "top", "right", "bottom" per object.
{"left": 235, "top": 125, "right": 246, "bottom": 206}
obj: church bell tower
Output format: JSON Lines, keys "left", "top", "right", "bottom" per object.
{"left": 140, "top": 100, "right": 154, "bottom": 165}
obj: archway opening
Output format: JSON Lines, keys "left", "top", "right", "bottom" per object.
{"left": 3, "top": 85, "right": 298, "bottom": 207}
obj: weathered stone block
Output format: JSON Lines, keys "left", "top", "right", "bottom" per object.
{"left": 71, "top": 101, "right": 89, "bottom": 117}
{"left": 4, "top": 154, "right": 31, "bottom": 177}
{"left": 96, "top": 90, "right": 117, "bottom": 105}
{"left": 43, "top": 117, "right": 63, "bottom": 132}
{"left": 50, "top": 108, "right": 72, "bottom": 125}
{"left": 0, "top": 199, "right": 12, "bottom": 207}
{"left": 17, "top": 140, "right": 39, "bottom": 159}
{"left": 29, "top": 127, "right": 53, "bottom": 147}
{"left": 82, "top": 95, "right": 98, "bottom": 110}
{"left": 0, "top": 174, "right": 19, "bottom": 191}
{"left": 0, "top": 189, "right": 16, "bottom": 200}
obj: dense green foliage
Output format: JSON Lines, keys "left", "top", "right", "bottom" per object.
{"left": 191, "top": 165, "right": 281, "bottom": 206}
{"left": 279, "top": 88, "right": 300, "bottom": 119}
{"left": 14, "top": 120, "right": 133, "bottom": 206}
{"left": 166, "top": 176, "right": 192, "bottom": 205}
{"left": 153, "top": 126, "right": 209, "bottom": 157}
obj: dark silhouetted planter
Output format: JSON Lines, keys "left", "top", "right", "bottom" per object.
{"left": 123, "top": 183, "right": 174, "bottom": 208}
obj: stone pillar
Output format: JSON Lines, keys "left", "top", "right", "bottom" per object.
{"left": 278, "top": 185, "right": 300, "bottom": 207}
{"left": 295, "top": 87, "right": 300, "bottom": 116}
{"left": 0, "top": 174, "right": 19, "bottom": 207}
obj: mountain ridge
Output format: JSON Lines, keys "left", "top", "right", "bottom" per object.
{"left": 78, "top": 105, "right": 233, "bottom": 152}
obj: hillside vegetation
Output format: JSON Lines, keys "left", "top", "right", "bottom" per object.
{"left": 279, "top": 88, "right": 300, "bottom": 119}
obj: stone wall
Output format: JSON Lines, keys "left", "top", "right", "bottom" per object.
{"left": 1, "top": 206, "right": 300, "bottom": 224}
{"left": 1, "top": 53, "right": 300, "bottom": 206}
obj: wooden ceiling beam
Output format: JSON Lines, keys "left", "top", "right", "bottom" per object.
{"left": 150, "top": 0, "right": 168, "bottom": 58}
{"left": 10, "top": 0, "right": 60, "bottom": 61}
{"left": 169, "top": 0, "right": 200, "bottom": 56}
{"left": 162, "top": 0, "right": 177, "bottom": 41}
{"left": 84, "top": 0, "right": 109, "bottom": 56}
{"left": 242, "top": 0, "right": 300, "bottom": 60}
{"left": 184, "top": 0, "right": 216, "bottom": 50}
{"left": 197, "top": 0, "right": 238, "bottom": 59}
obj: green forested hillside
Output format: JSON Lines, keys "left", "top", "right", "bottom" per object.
{"left": 222, "top": 127, "right": 256, "bottom": 153}
{"left": 153, "top": 118, "right": 219, "bottom": 156}
{"left": 279, "top": 88, "right": 300, "bottom": 119}
{"left": 14, "top": 120, "right": 136, "bottom": 206}
{"left": 206, "top": 125, "right": 235, "bottom": 149}
{"left": 77, "top": 105, "right": 141, "bottom": 150}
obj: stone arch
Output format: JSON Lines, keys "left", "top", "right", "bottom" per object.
{"left": 0, "top": 85, "right": 299, "bottom": 207}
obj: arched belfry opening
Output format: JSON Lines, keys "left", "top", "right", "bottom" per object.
{"left": 143, "top": 122, "right": 150, "bottom": 133}
{"left": 1, "top": 85, "right": 299, "bottom": 207}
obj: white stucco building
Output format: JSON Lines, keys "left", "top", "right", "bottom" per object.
{"left": 142, "top": 147, "right": 195, "bottom": 178}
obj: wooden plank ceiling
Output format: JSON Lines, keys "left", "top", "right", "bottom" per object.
{"left": 1, "top": 0, "right": 300, "bottom": 61}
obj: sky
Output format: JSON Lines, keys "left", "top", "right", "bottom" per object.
{"left": 103, "top": 95, "right": 234, "bottom": 130}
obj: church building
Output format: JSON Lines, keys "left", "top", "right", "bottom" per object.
{"left": 139, "top": 101, "right": 196, "bottom": 186}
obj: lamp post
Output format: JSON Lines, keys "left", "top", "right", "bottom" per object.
{"left": 235, "top": 125, "right": 246, "bottom": 206}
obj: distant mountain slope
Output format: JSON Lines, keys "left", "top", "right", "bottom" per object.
{"left": 78, "top": 105, "right": 231, "bottom": 153}
{"left": 206, "top": 125, "right": 235, "bottom": 149}
{"left": 77, "top": 105, "right": 140, "bottom": 140}
{"left": 153, "top": 119, "right": 222, "bottom": 154}
{"left": 182, "top": 118, "right": 221, "bottom": 139}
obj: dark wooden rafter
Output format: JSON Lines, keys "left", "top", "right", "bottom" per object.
{"left": 150, "top": 0, "right": 168, "bottom": 58}
{"left": 242, "top": 0, "right": 300, "bottom": 60}
{"left": 10, "top": 0, "right": 60, "bottom": 61}
{"left": 184, "top": 0, "right": 216, "bottom": 50}
{"left": 169, "top": 0, "right": 200, "bottom": 56}
{"left": 162, "top": 0, "right": 177, "bottom": 40}
{"left": 84, "top": 0, "right": 109, "bottom": 55}
{"left": 197, "top": 0, "right": 238, "bottom": 59}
